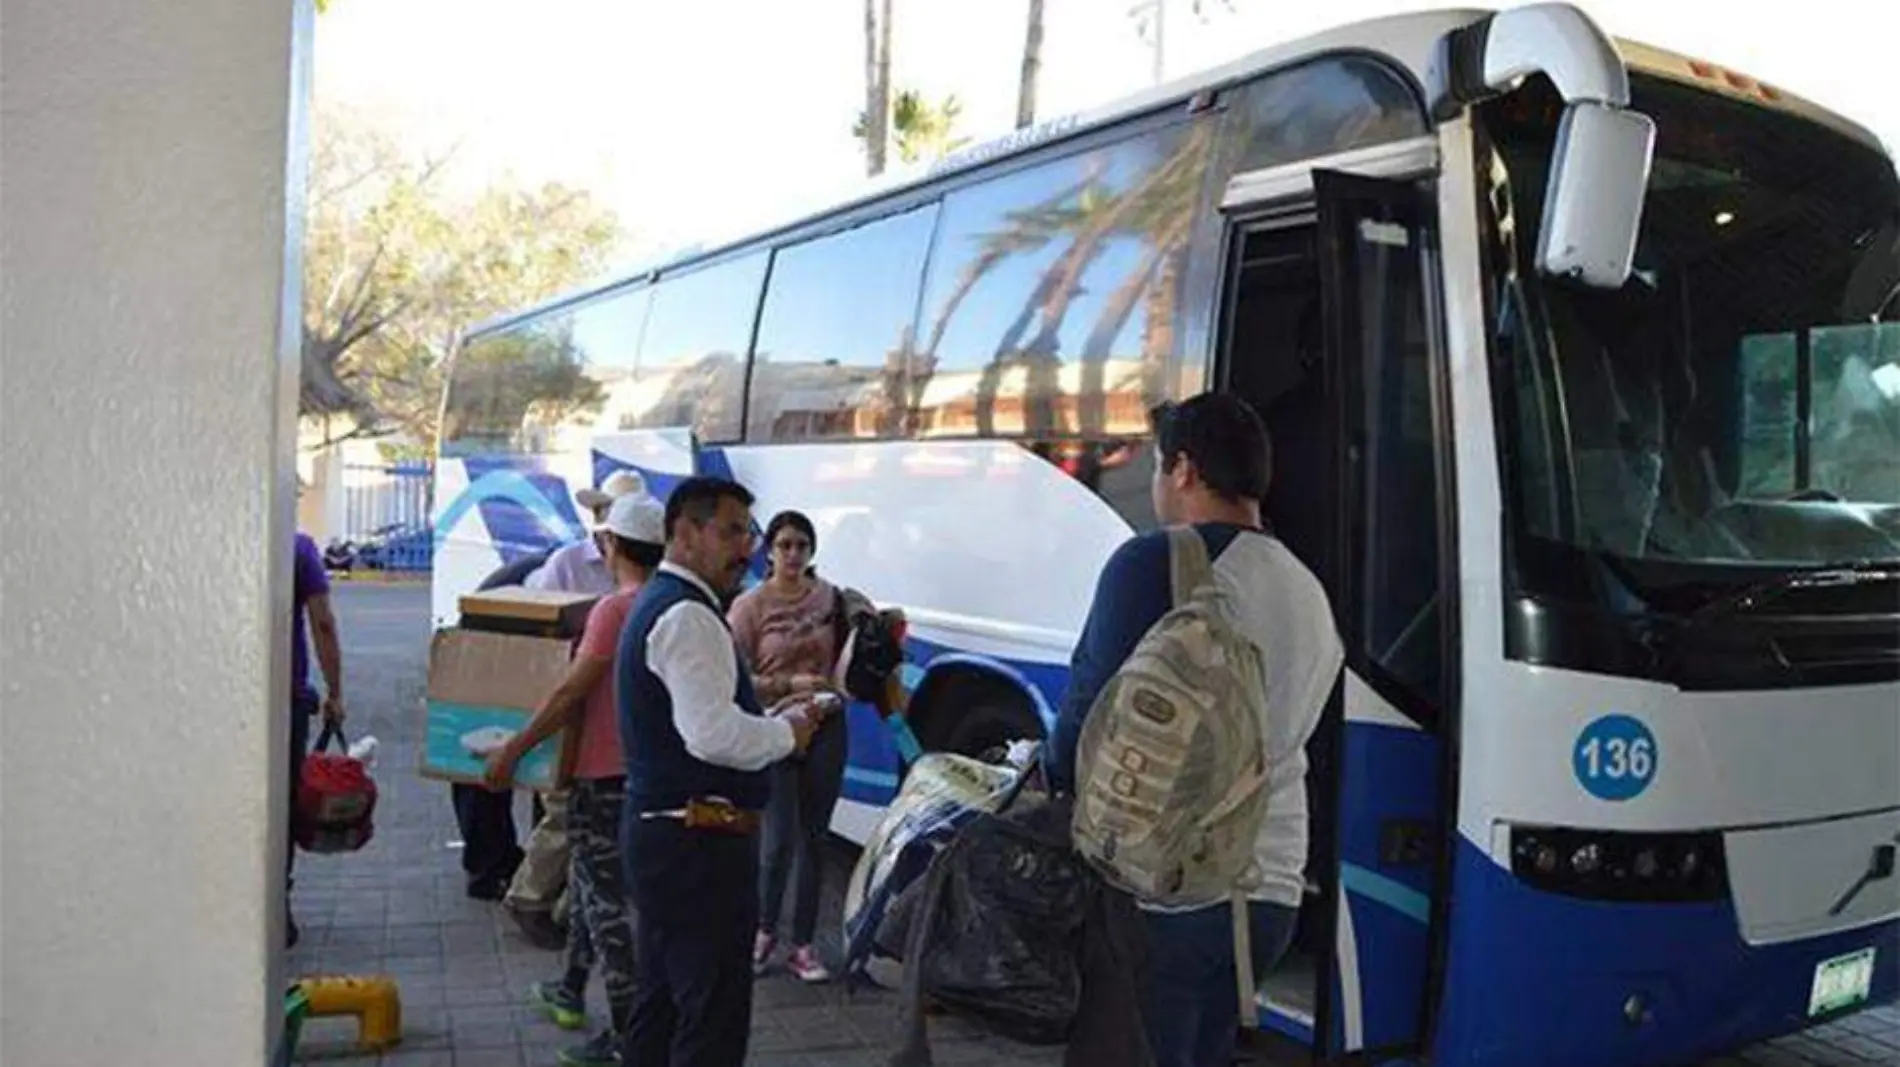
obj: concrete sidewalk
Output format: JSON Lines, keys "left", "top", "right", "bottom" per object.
{"left": 287, "top": 582, "right": 1052, "bottom": 1067}
{"left": 288, "top": 582, "right": 1898, "bottom": 1066}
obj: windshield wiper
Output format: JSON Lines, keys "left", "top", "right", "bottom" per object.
{"left": 1680, "top": 563, "right": 1900, "bottom": 632}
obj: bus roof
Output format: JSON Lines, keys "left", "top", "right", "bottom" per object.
{"left": 1615, "top": 38, "right": 1887, "bottom": 154}
{"left": 466, "top": 6, "right": 1890, "bottom": 342}
{"left": 466, "top": 6, "right": 1485, "bottom": 340}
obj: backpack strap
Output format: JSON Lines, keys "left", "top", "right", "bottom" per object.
{"left": 1232, "top": 889, "right": 1256, "bottom": 1028}
{"left": 1167, "top": 526, "right": 1256, "bottom": 1019}
{"left": 1166, "top": 525, "right": 1215, "bottom": 607}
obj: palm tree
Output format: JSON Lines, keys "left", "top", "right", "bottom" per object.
{"left": 1017, "top": 0, "right": 1044, "bottom": 130}
{"left": 890, "top": 90, "right": 971, "bottom": 165}
{"left": 860, "top": 0, "right": 893, "bottom": 177}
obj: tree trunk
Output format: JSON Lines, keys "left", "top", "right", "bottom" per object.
{"left": 1016, "top": 0, "right": 1043, "bottom": 130}
{"left": 863, "top": 0, "right": 893, "bottom": 177}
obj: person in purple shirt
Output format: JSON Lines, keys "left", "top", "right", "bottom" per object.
{"left": 288, "top": 531, "right": 345, "bottom": 948}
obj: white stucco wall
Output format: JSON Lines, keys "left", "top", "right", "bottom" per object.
{"left": 0, "top": 0, "right": 310, "bottom": 1062}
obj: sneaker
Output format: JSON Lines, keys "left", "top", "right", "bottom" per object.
{"left": 529, "top": 981, "right": 587, "bottom": 1031}
{"left": 752, "top": 928, "right": 776, "bottom": 975}
{"left": 556, "top": 1030, "right": 622, "bottom": 1066}
{"left": 786, "top": 944, "right": 832, "bottom": 984}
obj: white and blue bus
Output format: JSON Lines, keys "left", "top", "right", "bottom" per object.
{"left": 433, "top": 6, "right": 1900, "bottom": 1064}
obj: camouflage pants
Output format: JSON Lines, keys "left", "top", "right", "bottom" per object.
{"left": 558, "top": 775, "right": 636, "bottom": 1035}
{"left": 504, "top": 789, "right": 570, "bottom": 922}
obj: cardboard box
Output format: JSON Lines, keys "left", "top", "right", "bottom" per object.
{"left": 420, "top": 628, "right": 577, "bottom": 789}
{"left": 459, "top": 585, "right": 597, "bottom": 639}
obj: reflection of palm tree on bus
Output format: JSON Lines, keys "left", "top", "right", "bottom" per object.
{"left": 975, "top": 181, "right": 1126, "bottom": 437}
{"left": 906, "top": 170, "right": 1104, "bottom": 431}
{"left": 1086, "top": 124, "right": 1212, "bottom": 432}
{"left": 926, "top": 123, "right": 1211, "bottom": 441}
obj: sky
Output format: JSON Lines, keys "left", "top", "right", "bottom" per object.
{"left": 314, "top": 0, "right": 1900, "bottom": 276}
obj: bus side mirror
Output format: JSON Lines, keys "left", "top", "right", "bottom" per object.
{"left": 1538, "top": 101, "right": 1656, "bottom": 289}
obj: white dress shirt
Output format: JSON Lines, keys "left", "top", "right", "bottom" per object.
{"left": 525, "top": 537, "right": 614, "bottom": 596}
{"left": 645, "top": 561, "right": 794, "bottom": 772}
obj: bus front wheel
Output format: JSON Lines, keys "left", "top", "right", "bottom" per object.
{"left": 910, "top": 674, "right": 1043, "bottom": 765}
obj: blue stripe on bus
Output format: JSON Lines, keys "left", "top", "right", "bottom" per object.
{"left": 844, "top": 766, "right": 901, "bottom": 790}
{"left": 1256, "top": 1004, "right": 1315, "bottom": 1045}
{"left": 435, "top": 462, "right": 582, "bottom": 565}
{"left": 1341, "top": 862, "right": 1432, "bottom": 925}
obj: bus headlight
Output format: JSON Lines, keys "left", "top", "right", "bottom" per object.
{"left": 1510, "top": 825, "right": 1729, "bottom": 902}
{"left": 1571, "top": 842, "right": 1602, "bottom": 875}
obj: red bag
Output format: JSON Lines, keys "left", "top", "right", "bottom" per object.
{"left": 295, "top": 723, "right": 377, "bottom": 853}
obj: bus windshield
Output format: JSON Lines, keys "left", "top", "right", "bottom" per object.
{"left": 1484, "top": 74, "right": 1900, "bottom": 580}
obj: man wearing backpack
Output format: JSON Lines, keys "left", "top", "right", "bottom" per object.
{"left": 1047, "top": 392, "right": 1342, "bottom": 1067}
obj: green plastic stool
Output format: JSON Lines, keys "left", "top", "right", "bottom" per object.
{"left": 276, "top": 985, "right": 311, "bottom": 1067}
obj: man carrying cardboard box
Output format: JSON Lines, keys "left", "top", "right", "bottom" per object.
{"left": 502, "top": 467, "right": 648, "bottom": 945}
{"left": 482, "top": 490, "right": 666, "bottom": 1067}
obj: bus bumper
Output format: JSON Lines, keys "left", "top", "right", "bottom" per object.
{"left": 1431, "top": 839, "right": 1899, "bottom": 1067}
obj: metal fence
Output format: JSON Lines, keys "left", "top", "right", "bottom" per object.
{"left": 338, "top": 462, "right": 433, "bottom": 572}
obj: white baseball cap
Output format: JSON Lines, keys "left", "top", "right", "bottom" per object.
{"left": 576, "top": 469, "right": 647, "bottom": 512}
{"left": 600, "top": 492, "right": 665, "bottom": 546}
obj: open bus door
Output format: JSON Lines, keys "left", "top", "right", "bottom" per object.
{"left": 1216, "top": 156, "right": 1456, "bottom": 1062}
{"left": 1306, "top": 168, "right": 1458, "bottom": 1062}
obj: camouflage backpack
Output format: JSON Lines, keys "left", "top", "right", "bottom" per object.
{"left": 1071, "top": 526, "right": 1271, "bottom": 907}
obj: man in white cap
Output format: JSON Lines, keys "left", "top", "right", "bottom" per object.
{"left": 504, "top": 467, "right": 648, "bottom": 948}
{"left": 526, "top": 469, "right": 649, "bottom": 596}
{"left": 484, "top": 490, "right": 667, "bottom": 1067}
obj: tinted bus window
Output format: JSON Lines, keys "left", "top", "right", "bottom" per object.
{"left": 747, "top": 204, "right": 939, "bottom": 443}
{"left": 911, "top": 119, "right": 1213, "bottom": 447}
{"left": 1175, "top": 56, "right": 1430, "bottom": 396}
{"left": 1214, "top": 56, "right": 1426, "bottom": 178}
{"left": 441, "top": 284, "right": 648, "bottom": 457}
{"left": 629, "top": 252, "right": 768, "bottom": 442}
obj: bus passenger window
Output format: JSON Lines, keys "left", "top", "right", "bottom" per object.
{"left": 747, "top": 204, "right": 938, "bottom": 443}
{"left": 630, "top": 252, "right": 767, "bottom": 444}
{"left": 1352, "top": 211, "right": 1445, "bottom": 715}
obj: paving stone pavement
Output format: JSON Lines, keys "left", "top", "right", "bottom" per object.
{"left": 288, "top": 582, "right": 1897, "bottom": 1067}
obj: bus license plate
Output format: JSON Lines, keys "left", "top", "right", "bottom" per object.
{"left": 1808, "top": 948, "right": 1876, "bottom": 1018}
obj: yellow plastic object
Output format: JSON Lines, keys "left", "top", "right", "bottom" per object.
{"left": 296, "top": 975, "right": 403, "bottom": 1052}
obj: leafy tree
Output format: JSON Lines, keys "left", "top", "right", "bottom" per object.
{"left": 300, "top": 107, "right": 620, "bottom": 452}
{"left": 436, "top": 325, "right": 605, "bottom": 455}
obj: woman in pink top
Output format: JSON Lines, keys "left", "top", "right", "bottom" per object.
{"left": 729, "top": 510, "right": 847, "bottom": 983}
{"left": 484, "top": 491, "right": 664, "bottom": 1067}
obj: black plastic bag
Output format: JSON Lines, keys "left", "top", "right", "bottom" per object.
{"left": 890, "top": 795, "right": 1091, "bottom": 1053}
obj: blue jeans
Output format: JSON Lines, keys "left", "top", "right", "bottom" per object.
{"left": 757, "top": 716, "right": 845, "bottom": 946}
{"left": 1141, "top": 900, "right": 1299, "bottom": 1067}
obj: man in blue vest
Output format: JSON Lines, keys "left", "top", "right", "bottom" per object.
{"left": 616, "top": 476, "right": 825, "bottom": 1067}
